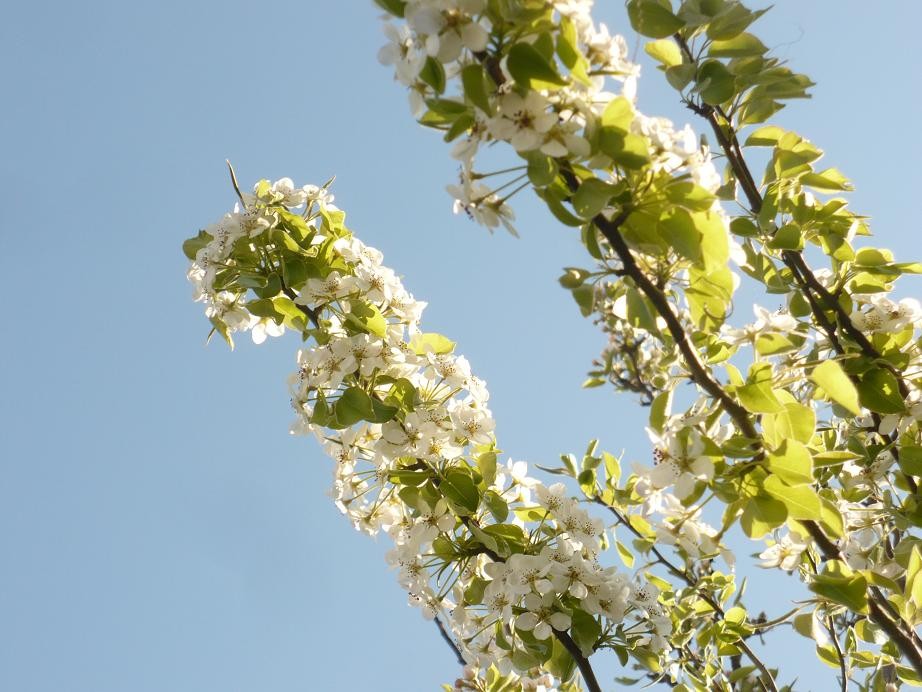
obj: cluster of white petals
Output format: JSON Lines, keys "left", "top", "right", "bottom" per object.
{"left": 378, "top": 0, "right": 724, "bottom": 237}
{"left": 186, "top": 177, "right": 671, "bottom": 676}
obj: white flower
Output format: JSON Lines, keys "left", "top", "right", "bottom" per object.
{"left": 851, "top": 294, "right": 922, "bottom": 333}
{"left": 722, "top": 305, "right": 799, "bottom": 346}
{"left": 637, "top": 425, "right": 714, "bottom": 500}
{"left": 450, "top": 402, "right": 496, "bottom": 445}
{"left": 406, "top": 0, "right": 489, "bottom": 64}
{"left": 302, "top": 184, "right": 334, "bottom": 208}
{"left": 447, "top": 179, "right": 518, "bottom": 236}
{"left": 378, "top": 22, "right": 426, "bottom": 84}
{"left": 487, "top": 91, "right": 559, "bottom": 152}
{"left": 296, "top": 271, "right": 355, "bottom": 307}
{"left": 516, "top": 592, "right": 571, "bottom": 640}
{"left": 758, "top": 533, "right": 807, "bottom": 571}
{"left": 251, "top": 317, "right": 284, "bottom": 345}
{"left": 261, "top": 177, "right": 308, "bottom": 207}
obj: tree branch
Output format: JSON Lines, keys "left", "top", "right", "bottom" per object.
{"left": 670, "top": 35, "right": 922, "bottom": 667}
{"left": 434, "top": 616, "right": 467, "bottom": 666}
{"left": 825, "top": 615, "right": 849, "bottom": 692}
{"left": 597, "top": 500, "right": 780, "bottom": 691}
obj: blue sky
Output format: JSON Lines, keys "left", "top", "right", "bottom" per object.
{"left": 1, "top": 1, "right": 920, "bottom": 690}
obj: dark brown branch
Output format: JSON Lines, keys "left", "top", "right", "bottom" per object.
{"left": 434, "top": 616, "right": 466, "bottom": 666}
{"left": 283, "top": 286, "right": 320, "bottom": 328}
{"left": 459, "top": 517, "right": 604, "bottom": 692}
{"left": 673, "top": 33, "right": 922, "bottom": 666}
{"left": 555, "top": 630, "right": 604, "bottom": 692}
{"left": 591, "top": 208, "right": 757, "bottom": 439}
{"left": 825, "top": 615, "right": 849, "bottom": 692}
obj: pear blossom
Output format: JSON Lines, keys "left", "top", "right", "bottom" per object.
{"left": 378, "top": 22, "right": 426, "bottom": 84}
{"left": 487, "top": 91, "right": 559, "bottom": 153}
{"left": 758, "top": 532, "right": 808, "bottom": 571}
{"left": 516, "top": 592, "right": 572, "bottom": 640}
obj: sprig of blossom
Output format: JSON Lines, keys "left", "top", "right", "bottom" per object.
{"left": 185, "top": 175, "right": 671, "bottom": 683}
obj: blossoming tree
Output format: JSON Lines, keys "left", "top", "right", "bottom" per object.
{"left": 183, "top": 1, "right": 922, "bottom": 689}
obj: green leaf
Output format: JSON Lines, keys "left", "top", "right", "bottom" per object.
{"left": 627, "top": 0, "right": 684, "bottom": 38}
{"left": 764, "top": 476, "right": 821, "bottom": 520}
{"left": 665, "top": 181, "right": 716, "bottom": 211}
{"left": 696, "top": 210, "right": 730, "bottom": 270}
{"left": 346, "top": 301, "right": 388, "bottom": 337}
{"left": 600, "top": 96, "right": 634, "bottom": 131}
{"left": 526, "top": 151, "right": 559, "bottom": 187}
{"left": 570, "top": 609, "right": 602, "bottom": 656}
{"left": 369, "top": 396, "right": 399, "bottom": 424}
{"left": 461, "top": 63, "right": 492, "bottom": 113}
{"left": 810, "top": 361, "right": 861, "bottom": 415}
{"left": 373, "top": 0, "right": 406, "bottom": 17}
{"left": 599, "top": 130, "right": 650, "bottom": 169}
{"left": 740, "top": 494, "right": 787, "bottom": 538}
{"left": 659, "top": 208, "right": 702, "bottom": 264}
{"left": 182, "top": 230, "right": 212, "bottom": 260}
{"left": 855, "top": 247, "right": 892, "bottom": 267}
{"left": 442, "top": 468, "right": 481, "bottom": 516}
{"left": 765, "top": 400, "right": 815, "bottom": 445}
{"left": 571, "top": 284, "right": 595, "bottom": 317}
{"left": 483, "top": 489, "right": 509, "bottom": 523}
{"left": 736, "top": 382, "right": 784, "bottom": 413}
{"left": 335, "top": 387, "right": 375, "bottom": 427}
{"left": 546, "top": 637, "right": 578, "bottom": 682}
{"left": 419, "top": 56, "right": 445, "bottom": 94}
{"left": 902, "top": 548, "right": 922, "bottom": 612}
{"left": 896, "top": 665, "right": 922, "bottom": 686}
{"left": 603, "top": 451, "right": 621, "bottom": 485}
{"left": 383, "top": 377, "right": 417, "bottom": 410}
{"left": 246, "top": 298, "right": 281, "bottom": 320}
{"left": 665, "top": 62, "right": 696, "bottom": 90}
{"left": 754, "top": 333, "right": 796, "bottom": 356}
{"left": 539, "top": 189, "right": 584, "bottom": 226}
{"left": 310, "top": 391, "right": 331, "bottom": 427}
{"left": 476, "top": 451, "right": 498, "bottom": 487}
{"left": 767, "top": 224, "right": 803, "bottom": 251}
{"left": 649, "top": 390, "right": 673, "bottom": 433}
{"left": 507, "top": 42, "right": 568, "bottom": 89}
{"left": 766, "top": 440, "right": 814, "bottom": 486}
{"left": 899, "top": 446, "right": 922, "bottom": 477}
{"left": 409, "top": 332, "right": 456, "bottom": 355}
{"left": 819, "top": 498, "right": 845, "bottom": 538}
{"left": 809, "top": 573, "right": 868, "bottom": 614}
{"left": 857, "top": 367, "right": 904, "bottom": 414}
{"left": 697, "top": 60, "right": 736, "bottom": 105}
{"left": 616, "top": 540, "right": 634, "bottom": 568}
{"left": 706, "top": 4, "right": 766, "bottom": 40}
{"left": 645, "top": 38, "right": 682, "bottom": 66}
{"left": 481, "top": 523, "right": 527, "bottom": 557}
{"left": 558, "top": 267, "right": 591, "bottom": 289}
{"left": 744, "top": 125, "right": 786, "bottom": 147}
{"left": 572, "top": 178, "right": 616, "bottom": 219}
{"left": 801, "top": 168, "right": 852, "bottom": 192}
{"left": 708, "top": 33, "right": 767, "bottom": 57}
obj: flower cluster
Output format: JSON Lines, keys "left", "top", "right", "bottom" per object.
{"left": 186, "top": 176, "right": 670, "bottom": 683}
{"left": 377, "top": 0, "right": 724, "bottom": 237}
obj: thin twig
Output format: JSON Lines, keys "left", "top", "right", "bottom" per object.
{"left": 434, "top": 616, "right": 466, "bottom": 666}
{"left": 825, "top": 615, "right": 849, "bottom": 692}
{"left": 597, "top": 499, "right": 780, "bottom": 691}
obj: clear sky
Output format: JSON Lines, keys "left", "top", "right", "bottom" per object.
{"left": 1, "top": 1, "right": 920, "bottom": 690}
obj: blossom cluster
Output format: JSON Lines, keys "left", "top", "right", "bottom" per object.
{"left": 378, "top": 0, "right": 724, "bottom": 235}
{"left": 186, "top": 176, "right": 670, "bottom": 682}
{"left": 370, "top": 0, "right": 922, "bottom": 687}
